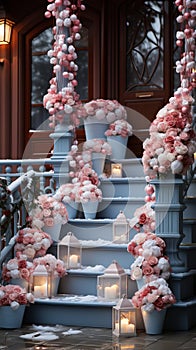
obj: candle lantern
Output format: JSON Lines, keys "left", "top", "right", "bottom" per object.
{"left": 97, "top": 260, "right": 127, "bottom": 301}
{"left": 113, "top": 211, "right": 130, "bottom": 243}
{"left": 111, "top": 163, "right": 122, "bottom": 178}
{"left": 57, "top": 232, "right": 82, "bottom": 269}
{"left": 112, "top": 295, "right": 137, "bottom": 337}
{"left": 31, "top": 265, "right": 51, "bottom": 298}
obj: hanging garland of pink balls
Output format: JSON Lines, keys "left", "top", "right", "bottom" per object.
{"left": 175, "top": 0, "right": 196, "bottom": 90}
{"left": 43, "top": 0, "right": 86, "bottom": 131}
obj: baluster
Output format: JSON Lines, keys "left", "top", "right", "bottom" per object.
{"left": 17, "top": 166, "right": 24, "bottom": 177}
{"left": 39, "top": 165, "right": 46, "bottom": 192}
{"left": 5, "top": 166, "right": 12, "bottom": 185}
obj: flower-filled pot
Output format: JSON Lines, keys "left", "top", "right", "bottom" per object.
{"left": 83, "top": 139, "right": 112, "bottom": 175}
{"left": 29, "top": 194, "right": 68, "bottom": 242}
{"left": 107, "top": 135, "right": 128, "bottom": 160}
{"left": 14, "top": 227, "right": 53, "bottom": 260}
{"left": 91, "top": 152, "right": 106, "bottom": 176}
{"left": 10, "top": 278, "right": 29, "bottom": 291}
{"left": 82, "top": 99, "right": 127, "bottom": 141}
{"left": 141, "top": 308, "right": 167, "bottom": 335}
{"left": 0, "top": 305, "right": 26, "bottom": 329}
{"left": 65, "top": 200, "right": 79, "bottom": 220}
{"left": 82, "top": 200, "right": 99, "bottom": 219}
{"left": 0, "top": 284, "right": 34, "bottom": 328}
{"left": 84, "top": 118, "right": 108, "bottom": 140}
{"left": 43, "top": 222, "right": 62, "bottom": 242}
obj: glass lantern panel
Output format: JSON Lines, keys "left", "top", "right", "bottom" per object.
{"left": 97, "top": 275, "right": 127, "bottom": 300}
{"left": 119, "top": 311, "right": 136, "bottom": 334}
{"left": 58, "top": 245, "right": 81, "bottom": 268}
{"left": 113, "top": 224, "right": 129, "bottom": 243}
{"left": 33, "top": 276, "right": 49, "bottom": 298}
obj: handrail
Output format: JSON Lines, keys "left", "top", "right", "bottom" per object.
{"left": 0, "top": 169, "right": 58, "bottom": 274}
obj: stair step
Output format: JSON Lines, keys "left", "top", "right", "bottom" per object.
{"left": 105, "top": 158, "right": 145, "bottom": 178}
{"left": 63, "top": 219, "right": 136, "bottom": 242}
{"left": 179, "top": 243, "right": 196, "bottom": 269}
{"left": 183, "top": 196, "right": 196, "bottom": 219}
{"left": 23, "top": 296, "right": 116, "bottom": 328}
{"left": 23, "top": 295, "right": 143, "bottom": 329}
{"left": 169, "top": 270, "right": 196, "bottom": 301}
{"left": 100, "top": 177, "right": 146, "bottom": 198}
{"left": 165, "top": 298, "right": 196, "bottom": 331}
{"left": 59, "top": 268, "right": 135, "bottom": 298}
{"left": 182, "top": 219, "right": 196, "bottom": 243}
{"left": 23, "top": 295, "right": 196, "bottom": 331}
{"left": 97, "top": 197, "right": 145, "bottom": 219}
{"left": 185, "top": 178, "right": 196, "bottom": 197}
{"left": 49, "top": 241, "right": 134, "bottom": 270}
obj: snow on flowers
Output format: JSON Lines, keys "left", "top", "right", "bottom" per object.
{"left": 142, "top": 95, "right": 196, "bottom": 179}
{"left": 131, "top": 278, "right": 176, "bottom": 312}
{"left": 83, "top": 139, "right": 112, "bottom": 156}
{"left": 81, "top": 99, "right": 127, "bottom": 123}
{"left": 2, "top": 255, "right": 34, "bottom": 282}
{"left": 127, "top": 228, "right": 172, "bottom": 284}
{"left": 32, "top": 254, "right": 67, "bottom": 278}
{"left": 14, "top": 227, "right": 53, "bottom": 260}
{"left": 0, "top": 284, "right": 34, "bottom": 309}
{"left": 30, "top": 194, "right": 68, "bottom": 230}
{"left": 105, "top": 119, "right": 133, "bottom": 138}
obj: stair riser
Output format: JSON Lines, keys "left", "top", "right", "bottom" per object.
{"left": 23, "top": 303, "right": 114, "bottom": 328}
{"left": 106, "top": 159, "right": 145, "bottom": 178}
{"left": 23, "top": 300, "right": 196, "bottom": 331}
{"left": 97, "top": 199, "right": 145, "bottom": 219}
{"left": 81, "top": 247, "right": 133, "bottom": 269}
{"left": 121, "top": 161, "right": 145, "bottom": 177}
{"left": 169, "top": 273, "right": 196, "bottom": 301}
{"left": 48, "top": 245, "right": 133, "bottom": 269}
{"left": 182, "top": 221, "right": 196, "bottom": 243}
{"left": 179, "top": 246, "right": 196, "bottom": 269}
{"left": 63, "top": 222, "right": 136, "bottom": 242}
{"left": 165, "top": 301, "right": 196, "bottom": 331}
{"left": 100, "top": 180, "right": 146, "bottom": 198}
{"left": 183, "top": 198, "right": 196, "bottom": 219}
{"left": 59, "top": 273, "right": 136, "bottom": 298}
{"left": 186, "top": 180, "right": 196, "bottom": 197}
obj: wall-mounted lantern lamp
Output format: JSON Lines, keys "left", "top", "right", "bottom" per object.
{"left": 0, "top": 6, "right": 14, "bottom": 45}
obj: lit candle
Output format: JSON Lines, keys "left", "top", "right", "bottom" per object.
{"left": 127, "top": 323, "right": 135, "bottom": 333}
{"left": 111, "top": 164, "right": 122, "bottom": 177}
{"left": 115, "top": 322, "right": 119, "bottom": 331}
{"left": 104, "top": 284, "right": 119, "bottom": 299}
{"left": 34, "top": 283, "right": 47, "bottom": 298}
{"left": 121, "top": 318, "right": 129, "bottom": 332}
{"left": 69, "top": 254, "right": 78, "bottom": 268}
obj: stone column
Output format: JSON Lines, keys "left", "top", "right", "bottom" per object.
{"left": 151, "top": 175, "right": 187, "bottom": 272}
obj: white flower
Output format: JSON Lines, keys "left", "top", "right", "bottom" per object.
{"left": 10, "top": 301, "right": 20, "bottom": 310}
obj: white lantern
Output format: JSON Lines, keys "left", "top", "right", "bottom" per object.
{"left": 113, "top": 211, "right": 130, "bottom": 243}
{"left": 97, "top": 260, "right": 127, "bottom": 301}
{"left": 31, "top": 265, "right": 51, "bottom": 298}
{"left": 112, "top": 295, "right": 137, "bottom": 337}
{"left": 57, "top": 232, "right": 82, "bottom": 269}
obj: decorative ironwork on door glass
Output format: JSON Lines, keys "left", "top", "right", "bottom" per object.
{"left": 126, "top": 0, "right": 164, "bottom": 92}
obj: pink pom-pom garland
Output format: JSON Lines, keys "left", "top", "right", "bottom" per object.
{"left": 43, "top": 0, "right": 86, "bottom": 130}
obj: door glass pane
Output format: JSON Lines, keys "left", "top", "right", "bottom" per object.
{"left": 126, "top": 0, "right": 164, "bottom": 91}
{"left": 31, "top": 27, "right": 88, "bottom": 130}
